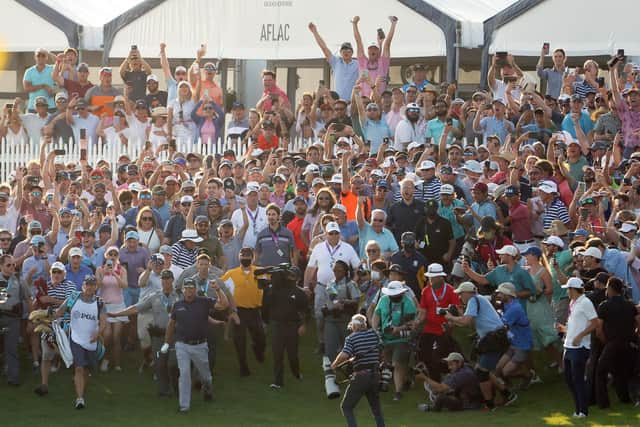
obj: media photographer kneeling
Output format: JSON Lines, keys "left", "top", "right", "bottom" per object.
{"left": 444, "top": 282, "right": 517, "bottom": 410}
{"left": 259, "top": 263, "right": 309, "bottom": 389}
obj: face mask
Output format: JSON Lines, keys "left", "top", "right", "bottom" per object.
{"left": 240, "top": 258, "right": 252, "bottom": 267}
{"left": 371, "top": 270, "right": 381, "bottom": 280}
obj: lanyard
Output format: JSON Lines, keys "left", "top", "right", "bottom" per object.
{"left": 431, "top": 284, "right": 447, "bottom": 305}
{"left": 248, "top": 208, "right": 259, "bottom": 233}
{"left": 326, "top": 242, "right": 341, "bottom": 265}
{"left": 271, "top": 230, "right": 281, "bottom": 250}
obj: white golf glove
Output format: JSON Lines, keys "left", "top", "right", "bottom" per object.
{"left": 160, "top": 343, "right": 169, "bottom": 354}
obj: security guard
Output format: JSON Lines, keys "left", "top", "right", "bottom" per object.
{"left": 332, "top": 314, "right": 385, "bottom": 427}
{"left": 0, "top": 254, "right": 31, "bottom": 386}
{"left": 109, "top": 269, "right": 180, "bottom": 396}
{"left": 262, "top": 266, "right": 308, "bottom": 389}
{"left": 162, "top": 276, "right": 228, "bottom": 413}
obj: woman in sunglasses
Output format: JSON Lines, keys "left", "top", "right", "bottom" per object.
{"left": 95, "top": 246, "right": 128, "bottom": 372}
{"left": 302, "top": 188, "right": 336, "bottom": 248}
{"left": 136, "top": 206, "right": 163, "bottom": 253}
{"left": 191, "top": 96, "right": 224, "bottom": 145}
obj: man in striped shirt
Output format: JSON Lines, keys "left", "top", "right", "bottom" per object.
{"left": 171, "top": 229, "right": 203, "bottom": 269}
{"left": 538, "top": 181, "right": 571, "bottom": 229}
{"left": 34, "top": 261, "right": 76, "bottom": 396}
{"left": 331, "top": 314, "right": 384, "bottom": 427}
{"left": 415, "top": 160, "right": 441, "bottom": 202}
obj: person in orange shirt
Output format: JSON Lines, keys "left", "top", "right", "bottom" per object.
{"left": 194, "top": 63, "right": 223, "bottom": 113}
{"left": 256, "top": 121, "right": 279, "bottom": 150}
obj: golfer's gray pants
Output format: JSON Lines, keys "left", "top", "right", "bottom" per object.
{"left": 176, "top": 341, "right": 212, "bottom": 410}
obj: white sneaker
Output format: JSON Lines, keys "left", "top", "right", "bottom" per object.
{"left": 50, "top": 362, "right": 59, "bottom": 373}
{"left": 528, "top": 369, "right": 543, "bottom": 386}
{"left": 100, "top": 359, "right": 109, "bottom": 372}
{"left": 75, "top": 397, "right": 85, "bottom": 409}
{"left": 572, "top": 412, "right": 587, "bottom": 418}
{"left": 114, "top": 366, "right": 122, "bottom": 372}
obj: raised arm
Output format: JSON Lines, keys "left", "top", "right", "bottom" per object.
{"left": 382, "top": 16, "right": 398, "bottom": 58}
{"left": 610, "top": 64, "right": 622, "bottom": 106}
{"left": 351, "top": 16, "right": 364, "bottom": 58}
{"left": 159, "top": 43, "right": 172, "bottom": 81}
{"left": 487, "top": 54, "right": 497, "bottom": 90}
{"left": 308, "top": 23, "right": 332, "bottom": 62}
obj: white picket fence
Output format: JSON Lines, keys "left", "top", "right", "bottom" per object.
{"left": 0, "top": 137, "right": 309, "bottom": 183}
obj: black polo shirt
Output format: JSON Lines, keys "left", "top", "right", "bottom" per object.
{"left": 597, "top": 295, "right": 637, "bottom": 342}
{"left": 387, "top": 198, "right": 425, "bottom": 243}
{"left": 390, "top": 250, "right": 428, "bottom": 295}
{"left": 171, "top": 296, "right": 216, "bottom": 343}
{"left": 415, "top": 215, "right": 454, "bottom": 265}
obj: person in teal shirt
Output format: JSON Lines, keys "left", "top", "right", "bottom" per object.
{"left": 437, "top": 184, "right": 466, "bottom": 241}
{"left": 357, "top": 204, "right": 399, "bottom": 259}
{"left": 372, "top": 281, "right": 417, "bottom": 400}
{"left": 462, "top": 245, "right": 536, "bottom": 308}
{"left": 23, "top": 48, "right": 56, "bottom": 111}
{"left": 425, "top": 100, "right": 462, "bottom": 145}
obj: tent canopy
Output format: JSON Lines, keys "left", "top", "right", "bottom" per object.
{"left": 104, "top": 0, "right": 448, "bottom": 61}
{"left": 488, "top": 0, "right": 640, "bottom": 57}
{"left": 0, "top": 0, "right": 76, "bottom": 52}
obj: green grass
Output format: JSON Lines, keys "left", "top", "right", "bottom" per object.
{"left": 2, "top": 325, "right": 639, "bottom": 427}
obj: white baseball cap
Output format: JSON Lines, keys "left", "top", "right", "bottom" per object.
{"left": 454, "top": 282, "right": 477, "bottom": 294}
{"left": 581, "top": 247, "right": 602, "bottom": 259}
{"left": 440, "top": 184, "right": 455, "bottom": 195}
{"left": 329, "top": 174, "right": 343, "bottom": 184}
{"left": 325, "top": 221, "right": 340, "bottom": 233}
{"left": 562, "top": 277, "right": 584, "bottom": 289}
{"left": 419, "top": 160, "right": 436, "bottom": 170}
{"left": 304, "top": 164, "right": 320, "bottom": 175}
{"left": 69, "top": 247, "right": 83, "bottom": 258}
{"left": 619, "top": 222, "right": 638, "bottom": 233}
{"left": 243, "top": 181, "right": 260, "bottom": 195}
{"left": 495, "top": 282, "right": 517, "bottom": 297}
{"left": 50, "top": 261, "right": 66, "bottom": 271}
{"left": 496, "top": 245, "right": 518, "bottom": 257}
{"left": 538, "top": 180, "right": 558, "bottom": 194}
{"left": 542, "top": 235, "right": 565, "bottom": 248}
{"left": 461, "top": 160, "right": 483, "bottom": 174}
{"left": 407, "top": 141, "right": 424, "bottom": 151}
{"left": 332, "top": 204, "right": 347, "bottom": 213}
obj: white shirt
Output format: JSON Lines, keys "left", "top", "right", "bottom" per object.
{"left": 393, "top": 118, "right": 419, "bottom": 151}
{"left": 0, "top": 204, "right": 19, "bottom": 233}
{"left": 490, "top": 79, "right": 522, "bottom": 105}
{"left": 307, "top": 241, "right": 360, "bottom": 286}
{"left": 564, "top": 294, "right": 597, "bottom": 349}
{"left": 231, "top": 206, "right": 267, "bottom": 248}
{"left": 20, "top": 113, "right": 49, "bottom": 143}
{"left": 70, "top": 296, "right": 100, "bottom": 351}
{"left": 126, "top": 114, "right": 150, "bottom": 148}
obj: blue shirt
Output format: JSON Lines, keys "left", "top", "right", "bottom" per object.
{"left": 478, "top": 116, "right": 514, "bottom": 145}
{"left": 501, "top": 299, "right": 533, "bottom": 350}
{"left": 561, "top": 111, "right": 594, "bottom": 139}
{"left": 425, "top": 118, "right": 459, "bottom": 145}
{"left": 464, "top": 295, "right": 504, "bottom": 338}
{"left": 21, "top": 254, "right": 57, "bottom": 284}
{"left": 358, "top": 222, "right": 399, "bottom": 258}
{"left": 152, "top": 203, "right": 171, "bottom": 229}
{"left": 361, "top": 118, "right": 392, "bottom": 155}
{"left": 468, "top": 199, "right": 497, "bottom": 231}
{"left": 328, "top": 55, "right": 359, "bottom": 101}
{"left": 438, "top": 199, "right": 465, "bottom": 240}
{"left": 602, "top": 248, "right": 639, "bottom": 303}
{"left": 65, "top": 264, "right": 94, "bottom": 291}
{"left": 340, "top": 220, "right": 360, "bottom": 252}
{"left": 23, "top": 64, "right": 55, "bottom": 110}
{"left": 167, "top": 76, "right": 178, "bottom": 106}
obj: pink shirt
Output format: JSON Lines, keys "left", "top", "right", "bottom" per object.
{"left": 358, "top": 55, "right": 390, "bottom": 97}
{"left": 618, "top": 99, "right": 640, "bottom": 148}
{"left": 509, "top": 202, "right": 533, "bottom": 241}
{"left": 200, "top": 118, "right": 216, "bottom": 144}
{"left": 262, "top": 86, "right": 290, "bottom": 111}
{"left": 99, "top": 265, "right": 124, "bottom": 304}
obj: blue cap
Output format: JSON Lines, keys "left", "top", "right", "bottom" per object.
{"left": 521, "top": 246, "right": 542, "bottom": 257}
{"left": 125, "top": 231, "right": 139, "bottom": 240}
{"left": 376, "top": 179, "right": 389, "bottom": 189}
{"left": 574, "top": 229, "right": 589, "bottom": 237}
{"left": 59, "top": 207, "right": 73, "bottom": 215}
{"left": 293, "top": 196, "right": 307, "bottom": 204}
{"left": 174, "top": 157, "right": 186, "bottom": 166}
{"left": 30, "top": 235, "right": 45, "bottom": 245}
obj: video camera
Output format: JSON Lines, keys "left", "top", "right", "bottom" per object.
{"left": 436, "top": 304, "right": 460, "bottom": 317}
{"left": 254, "top": 263, "right": 300, "bottom": 290}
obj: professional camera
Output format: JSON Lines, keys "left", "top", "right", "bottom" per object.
{"left": 436, "top": 304, "right": 460, "bottom": 317}
{"left": 254, "top": 263, "right": 300, "bottom": 290}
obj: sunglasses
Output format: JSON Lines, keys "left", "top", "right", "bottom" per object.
{"left": 327, "top": 231, "right": 340, "bottom": 235}
{"left": 139, "top": 194, "right": 152, "bottom": 200}
{"left": 580, "top": 198, "right": 595, "bottom": 205}
{"left": 181, "top": 202, "right": 192, "bottom": 207}
{"left": 366, "top": 249, "right": 380, "bottom": 253}
{"left": 107, "top": 251, "right": 118, "bottom": 256}
{"left": 52, "top": 269, "right": 64, "bottom": 274}
{"left": 91, "top": 175, "right": 102, "bottom": 180}
{"left": 317, "top": 197, "right": 331, "bottom": 201}
{"left": 31, "top": 191, "right": 42, "bottom": 197}
{"left": 183, "top": 188, "right": 195, "bottom": 192}
{"left": 141, "top": 217, "right": 153, "bottom": 221}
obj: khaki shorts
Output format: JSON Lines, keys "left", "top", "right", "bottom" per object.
{"left": 137, "top": 311, "right": 154, "bottom": 349}
{"left": 383, "top": 342, "right": 410, "bottom": 367}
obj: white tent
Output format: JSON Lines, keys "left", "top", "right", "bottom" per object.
{"left": 105, "top": 0, "right": 448, "bottom": 60}
{"left": 488, "top": 0, "right": 640, "bottom": 56}
{"left": 0, "top": 0, "right": 76, "bottom": 52}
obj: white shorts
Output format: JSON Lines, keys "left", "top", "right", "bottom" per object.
{"left": 104, "top": 302, "right": 129, "bottom": 324}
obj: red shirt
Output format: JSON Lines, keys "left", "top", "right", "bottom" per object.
{"left": 509, "top": 202, "right": 533, "bottom": 242}
{"left": 419, "top": 283, "right": 460, "bottom": 335}
{"left": 257, "top": 133, "right": 279, "bottom": 150}
{"left": 477, "top": 235, "right": 513, "bottom": 265}
{"left": 287, "top": 215, "right": 307, "bottom": 258}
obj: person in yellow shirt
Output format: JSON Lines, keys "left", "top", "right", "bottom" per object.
{"left": 220, "top": 247, "right": 265, "bottom": 377}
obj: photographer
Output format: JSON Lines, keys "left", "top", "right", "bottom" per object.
{"left": 318, "top": 260, "right": 361, "bottom": 363}
{"left": 331, "top": 314, "right": 385, "bottom": 427}
{"left": 261, "top": 265, "right": 308, "bottom": 389}
{"left": 0, "top": 254, "right": 31, "bottom": 386}
{"left": 445, "top": 282, "right": 517, "bottom": 410}
{"left": 414, "top": 263, "right": 461, "bottom": 381}
{"left": 416, "top": 352, "right": 483, "bottom": 412}
{"left": 371, "top": 281, "right": 417, "bottom": 401}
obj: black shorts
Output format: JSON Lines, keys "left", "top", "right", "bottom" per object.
{"left": 70, "top": 340, "right": 98, "bottom": 368}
